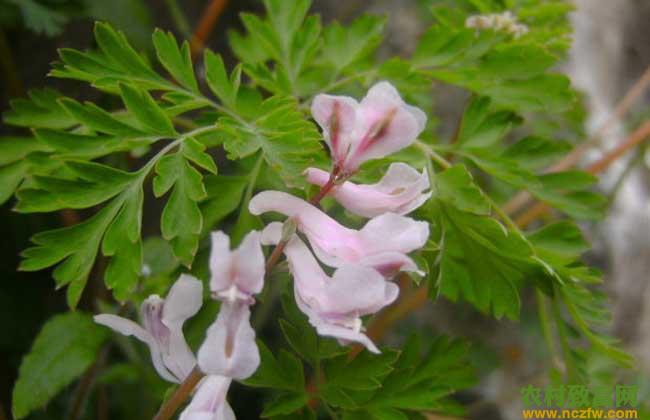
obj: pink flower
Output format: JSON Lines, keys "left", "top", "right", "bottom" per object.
{"left": 311, "top": 81, "right": 426, "bottom": 172}
{"left": 94, "top": 274, "right": 202, "bottom": 383}
{"left": 262, "top": 228, "right": 398, "bottom": 353}
{"left": 197, "top": 302, "right": 260, "bottom": 380}
{"left": 304, "top": 162, "right": 431, "bottom": 217}
{"left": 249, "top": 191, "right": 429, "bottom": 271}
{"left": 210, "top": 231, "right": 265, "bottom": 304}
{"left": 179, "top": 375, "right": 235, "bottom": 420}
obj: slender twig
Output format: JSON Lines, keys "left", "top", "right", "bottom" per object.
{"left": 503, "top": 65, "right": 650, "bottom": 215}
{"left": 190, "top": 0, "right": 230, "bottom": 58}
{"left": 152, "top": 170, "right": 340, "bottom": 420}
{"left": 514, "top": 120, "right": 650, "bottom": 227}
{"left": 152, "top": 367, "right": 204, "bottom": 420}
{"left": 0, "top": 401, "right": 7, "bottom": 420}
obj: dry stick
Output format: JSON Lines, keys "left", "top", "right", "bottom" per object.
{"left": 190, "top": 0, "right": 230, "bottom": 58}
{"left": 514, "top": 120, "right": 650, "bottom": 228}
{"left": 503, "top": 65, "right": 650, "bottom": 216}
{"left": 152, "top": 174, "right": 340, "bottom": 420}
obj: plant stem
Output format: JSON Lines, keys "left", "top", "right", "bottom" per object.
{"left": 503, "top": 65, "right": 650, "bottom": 216}
{"left": 190, "top": 0, "right": 230, "bottom": 58}
{"left": 152, "top": 367, "right": 204, "bottom": 420}
{"left": 515, "top": 120, "right": 650, "bottom": 227}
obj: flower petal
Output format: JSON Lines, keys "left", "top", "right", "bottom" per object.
{"left": 231, "top": 230, "right": 265, "bottom": 296}
{"left": 311, "top": 94, "right": 358, "bottom": 165}
{"left": 198, "top": 303, "right": 260, "bottom": 380}
{"left": 162, "top": 274, "right": 204, "bottom": 331}
{"left": 179, "top": 375, "right": 235, "bottom": 420}
{"left": 93, "top": 314, "right": 151, "bottom": 344}
{"left": 94, "top": 314, "right": 179, "bottom": 383}
{"left": 304, "top": 163, "right": 430, "bottom": 217}
{"left": 345, "top": 81, "right": 426, "bottom": 169}
{"left": 358, "top": 213, "right": 429, "bottom": 256}
{"left": 209, "top": 231, "right": 233, "bottom": 295}
{"left": 252, "top": 191, "right": 429, "bottom": 268}
{"left": 313, "top": 321, "right": 380, "bottom": 354}
{"left": 323, "top": 264, "right": 399, "bottom": 316}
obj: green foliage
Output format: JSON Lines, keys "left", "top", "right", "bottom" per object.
{"left": 1, "top": 0, "right": 636, "bottom": 417}
{"left": 12, "top": 312, "right": 108, "bottom": 419}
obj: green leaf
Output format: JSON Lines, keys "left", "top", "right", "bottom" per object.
{"left": 324, "top": 350, "right": 399, "bottom": 391}
{"left": 322, "top": 15, "right": 385, "bottom": 73}
{"left": 433, "top": 165, "right": 490, "bottom": 215}
{"left": 0, "top": 160, "right": 28, "bottom": 205}
{"left": 59, "top": 98, "right": 144, "bottom": 137}
{"left": 433, "top": 204, "right": 533, "bottom": 319}
{"left": 479, "top": 44, "right": 556, "bottom": 80}
{"left": 261, "top": 392, "right": 309, "bottom": 418}
{"left": 182, "top": 137, "right": 218, "bottom": 174}
{"left": 94, "top": 21, "right": 158, "bottom": 79}
{"left": 463, "top": 150, "right": 539, "bottom": 188}
{"left": 530, "top": 171, "right": 606, "bottom": 220}
{"left": 102, "top": 185, "right": 144, "bottom": 300}
{"left": 15, "top": 162, "right": 136, "bottom": 212}
{"left": 119, "top": 83, "right": 176, "bottom": 136}
{"left": 503, "top": 136, "right": 571, "bottom": 171}
{"left": 219, "top": 96, "right": 325, "bottom": 187}
{"left": 19, "top": 197, "right": 123, "bottom": 307}
{"left": 153, "top": 150, "right": 206, "bottom": 266}
{"left": 4, "top": 88, "right": 76, "bottom": 129}
{"left": 7, "top": 0, "right": 67, "bottom": 37}
{"left": 243, "top": 341, "right": 304, "bottom": 392}
{"left": 153, "top": 29, "right": 198, "bottom": 93}
{"left": 456, "top": 96, "right": 520, "bottom": 148}
{"left": 12, "top": 312, "right": 108, "bottom": 419}
{"left": 528, "top": 221, "right": 589, "bottom": 260}
{"left": 205, "top": 50, "right": 238, "bottom": 108}
{"left": 200, "top": 175, "right": 248, "bottom": 234}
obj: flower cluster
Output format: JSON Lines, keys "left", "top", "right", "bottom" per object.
{"left": 94, "top": 81, "right": 430, "bottom": 419}
{"left": 95, "top": 230, "right": 265, "bottom": 419}
{"left": 465, "top": 11, "right": 529, "bottom": 39}
{"left": 250, "top": 81, "right": 430, "bottom": 351}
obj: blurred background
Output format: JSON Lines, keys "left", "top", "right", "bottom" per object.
{"left": 1, "top": 0, "right": 649, "bottom": 419}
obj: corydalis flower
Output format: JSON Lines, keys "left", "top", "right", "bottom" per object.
{"left": 94, "top": 274, "right": 202, "bottom": 383}
{"left": 263, "top": 227, "right": 398, "bottom": 353}
{"left": 311, "top": 81, "right": 426, "bottom": 172}
{"left": 179, "top": 375, "right": 235, "bottom": 420}
{"left": 197, "top": 302, "right": 260, "bottom": 380}
{"left": 210, "top": 230, "right": 265, "bottom": 304}
{"left": 249, "top": 191, "right": 428, "bottom": 272}
{"left": 304, "top": 163, "right": 431, "bottom": 217}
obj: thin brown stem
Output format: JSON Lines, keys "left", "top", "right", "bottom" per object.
{"left": 503, "top": 65, "right": 650, "bottom": 216}
{"left": 152, "top": 367, "right": 204, "bottom": 420}
{"left": 152, "top": 170, "right": 339, "bottom": 420}
{"left": 514, "top": 120, "right": 650, "bottom": 228}
{"left": 0, "top": 401, "right": 7, "bottom": 420}
{"left": 190, "top": 0, "right": 230, "bottom": 58}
